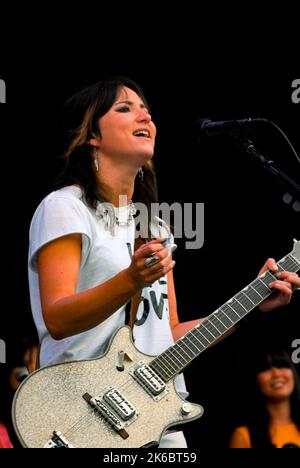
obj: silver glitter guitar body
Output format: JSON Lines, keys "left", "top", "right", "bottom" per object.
{"left": 12, "top": 241, "right": 300, "bottom": 448}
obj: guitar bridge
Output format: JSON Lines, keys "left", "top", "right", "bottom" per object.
{"left": 83, "top": 386, "right": 138, "bottom": 439}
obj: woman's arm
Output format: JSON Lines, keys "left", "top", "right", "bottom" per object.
{"left": 38, "top": 236, "right": 174, "bottom": 340}
{"left": 38, "top": 234, "right": 139, "bottom": 339}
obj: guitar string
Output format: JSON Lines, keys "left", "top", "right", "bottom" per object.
{"left": 54, "top": 256, "right": 299, "bottom": 441}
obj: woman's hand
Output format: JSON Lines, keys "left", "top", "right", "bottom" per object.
{"left": 126, "top": 238, "right": 175, "bottom": 289}
{"left": 258, "top": 258, "right": 300, "bottom": 312}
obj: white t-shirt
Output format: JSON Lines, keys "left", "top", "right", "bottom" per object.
{"left": 28, "top": 185, "right": 187, "bottom": 398}
{"left": 28, "top": 185, "right": 185, "bottom": 386}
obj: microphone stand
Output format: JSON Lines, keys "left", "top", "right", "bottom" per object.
{"left": 237, "top": 137, "right": 300, "bottom": 213}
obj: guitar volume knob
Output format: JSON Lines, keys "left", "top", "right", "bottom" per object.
{"left": 181, "top": 403, "right": 192, "bottom": 415}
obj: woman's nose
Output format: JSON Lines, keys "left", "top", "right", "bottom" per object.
{"left": 271, "top": 366, "right": 282, "bottom": 376}
{"left": 137, "top": 108, "right": 151, "bottom": 122}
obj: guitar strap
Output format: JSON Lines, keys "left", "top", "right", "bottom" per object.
{"left": 125, "top": 237, "right": 143, "bottom": 330}
{"left": 125, "top": 288, "right": 142, "bottom": 330}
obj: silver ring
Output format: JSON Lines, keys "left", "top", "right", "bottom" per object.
{"left": 145, "top": 256, "right": 160, "bottom": 268}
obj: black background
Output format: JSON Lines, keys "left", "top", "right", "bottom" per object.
{"left": 0, "top": 25, "right": 300, "bottom": 450}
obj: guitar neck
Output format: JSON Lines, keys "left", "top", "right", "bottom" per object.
{"left": 150, "top": 252, "right": 300, "bottom": 382}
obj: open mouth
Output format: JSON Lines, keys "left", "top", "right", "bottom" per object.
{"left": 133, "top": 129, "right": 151, "bottom": 139}
{"left": 271, "top": 381, "right": 286, "bottom": 389}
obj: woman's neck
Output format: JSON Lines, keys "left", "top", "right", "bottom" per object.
{"left": 266, "top": 399, "right": 292, "bottom": 425}
{"left": 97, "top": 161, "right": 137, "bottom": 206}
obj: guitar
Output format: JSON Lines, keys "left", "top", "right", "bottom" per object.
{"left": 12, "top": 241, "right": 300, "bottom": 448}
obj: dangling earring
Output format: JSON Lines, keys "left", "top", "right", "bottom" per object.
{"left": 93, "top": 148, "right": 99, "bottom": 172}
{"left": 138, "top": 167, "right": 144, "bottom": 181}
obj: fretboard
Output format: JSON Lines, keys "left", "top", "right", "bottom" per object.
{"left": 150, "top": 252, "right": 300, "bottom": 382}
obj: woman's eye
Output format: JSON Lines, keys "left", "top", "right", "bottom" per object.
{"left": 116, "top": 106, "right": 130, "bottom": 113}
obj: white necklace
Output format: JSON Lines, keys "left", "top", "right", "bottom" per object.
{"left": 95, "top": 200, "right": 136, "bottom": 235}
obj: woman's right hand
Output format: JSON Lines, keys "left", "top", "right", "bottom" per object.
{"left": 126, "top": 239, "right": 176, "bottom": 288}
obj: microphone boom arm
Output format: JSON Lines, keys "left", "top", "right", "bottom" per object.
{"left": 241, "top": 139, "right": 300, "bottom": 212}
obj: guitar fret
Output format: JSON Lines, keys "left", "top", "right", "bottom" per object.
{"left": 231, "top": 299, "right": 248, "bottom": 318}
{"left": 171, "top": 344, "right": 189, "bottom": 365}
{"left": 158, "top": 353, "right": 175, "bottom": 374}
{"left": 150, "top": 360, "right": 170, "bottom": 381}
{"left": 287, "top": 254, "right": 300, "bottom": 270}
{"left": 236, "top": 290, "right": 255, "bottom": 309}
{"left": 279, "top": 258, "right": 290, "bottom": 270}
{"left": 197, "top": 328, "right": 212, "bottom": 345}
{"left": 200, "top": 322, "right": 216, "bottom": 341}
{"left": 157, "top": 351, "right": 178, "bottom": 378}
{"left": 188, "top": 332, "right": 205, "bottom": 350}
{"left": 189, "top": 329, "right": 206, "bottom": 351}
{"left": 168, "top": 349, "right": 187, "bottom": 369}
{"left": 180, "top": 337, "right": 197, "bottom": 357}
{"left": 215, "top": 310, "right": 233, "bottom": 328}
{"left": 203, "top": 319, "right": 222, "bottom": 339}
{"left": 257, "top": 278, "right": 271, "bottom": 292}
{"left": 221, "top": 304, "right": 239, "bottom": 322}
{"left": 193, "top": 328, "right": 211, "bottom": 348}
{"left": 176, "top": 340, "right": 195, "bottom": 360}
{"left": 260, "top": 271, "right": 277, "bottom": 288}
{"left": 249, "top": 283, "right": 263, "bottom": 300}
{"left": 235, "top": 299, "right": 247, "bottom": 312}
{"left": 156, "top": 354, "right": 175, "bottom": 379}
{"left": 211, "top": 313, "right": 228, "bottom": 333}
{"left": 280, "top": 255, "right": 299, "bottom": 272}
{"left": 163, "top": 349, "right": 182, "bottom": 373}
{"left": 184, "top": 334, "right": 202, "bottom": 354}
{"left": 166, "top": 347, "right": 187, "bottom": 368}
{"left": 253, "top": 278, "right": 271, "bottom": 297}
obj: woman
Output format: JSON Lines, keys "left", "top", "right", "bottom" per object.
{"left": 28, "top": 76, "right": 300, "bottom": 447}
{"left": 229, "top": 349, "right": 300, "bottom": 448}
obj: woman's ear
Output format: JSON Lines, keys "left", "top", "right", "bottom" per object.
{"left": 86, "top": 137, "right": 100, "bottom": 149}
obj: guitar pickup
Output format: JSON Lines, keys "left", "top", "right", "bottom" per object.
{"left": 129, "top": 362, "right": 168, "bottom": 400}
{"left": 103, "top": 387, "right": 136, "bottom": 421}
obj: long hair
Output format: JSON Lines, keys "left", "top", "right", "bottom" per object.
{"left": 246, "top": 349, "right": 300, "bottom": 448}
{"left": 54, "top": 76, "right": 158, "bottom": 238}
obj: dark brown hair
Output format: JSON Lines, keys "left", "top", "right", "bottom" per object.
{"left": 55, "top": 77, "right": 158, "bottom": 238}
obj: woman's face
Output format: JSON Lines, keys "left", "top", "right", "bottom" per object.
{"left": 257, "top": 366, "right": 295, "bottom": 401}
{"left": 96, "top": 86, "right": 156, "bottom": 166}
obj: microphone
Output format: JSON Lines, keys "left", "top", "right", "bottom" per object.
{"left": 195, "top": 117, "right": 266, "bottom": 137}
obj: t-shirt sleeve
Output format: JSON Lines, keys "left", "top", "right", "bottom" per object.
{"left": 29, "top": 194, "right": 93, "bottom": 272}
